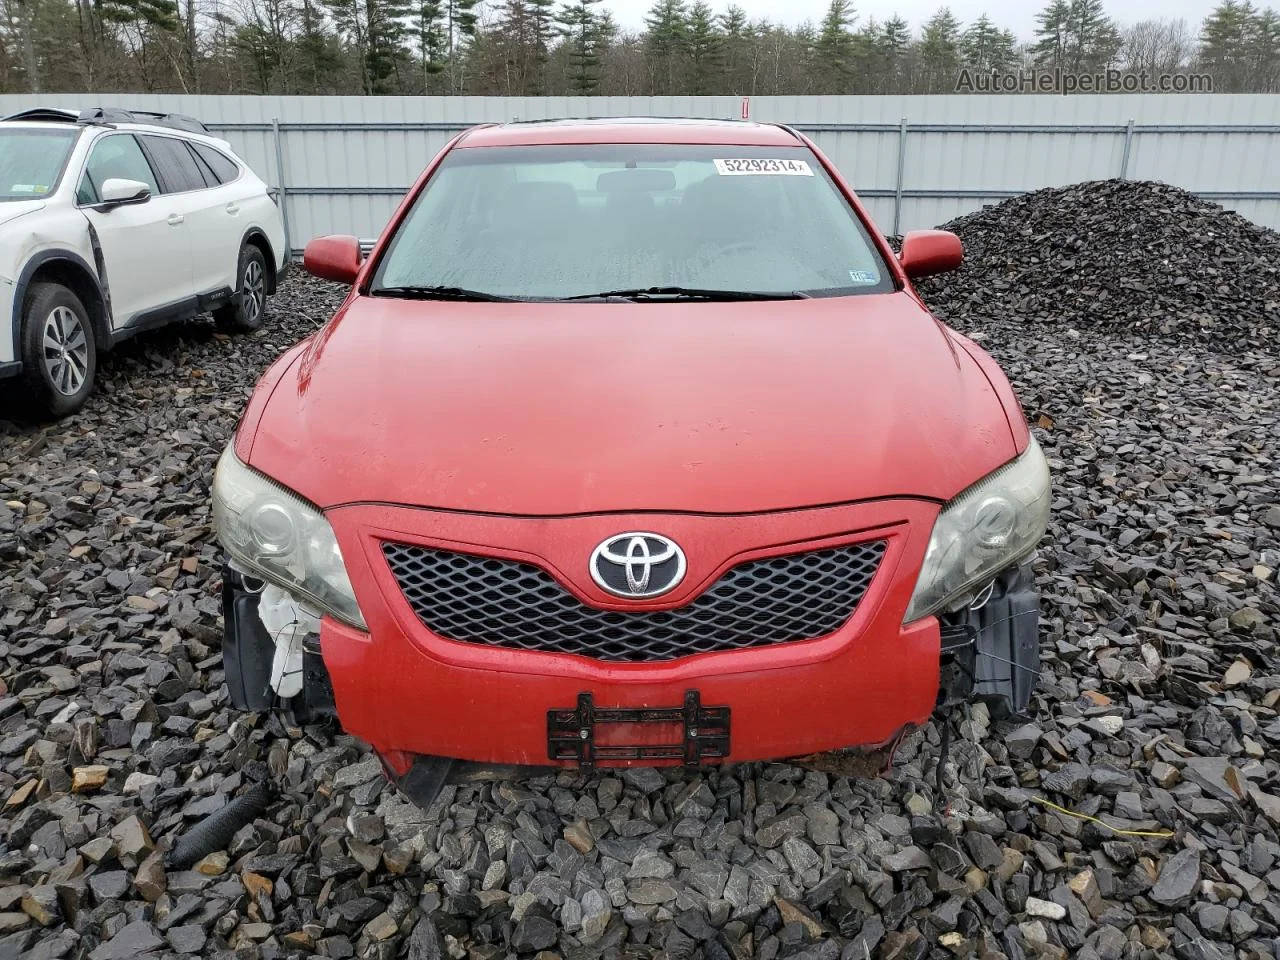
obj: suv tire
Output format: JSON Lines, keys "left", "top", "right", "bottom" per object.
{"left": 215, "top": 244, "right": 269, "bottom": 332}
{"left": 19, "top": 282, "right": 97, "bottom": 419}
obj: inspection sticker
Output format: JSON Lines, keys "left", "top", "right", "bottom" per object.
{"left": 848, "top": 270, "right": 879, "bottom": 285}
{"left": 714, "top": 158, "right": 814, "bottom": 176}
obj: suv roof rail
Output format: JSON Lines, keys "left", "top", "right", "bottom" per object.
{"left": 1, "top": 106, "right": 209, "bottom": 135}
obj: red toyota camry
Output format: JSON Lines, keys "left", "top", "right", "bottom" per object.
{"left": 213, "top": 118, "right": 1049, "bottom": 805}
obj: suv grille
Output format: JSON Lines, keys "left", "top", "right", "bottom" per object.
{"left": 382, "top": 540, "right": 886, "bottom": 662}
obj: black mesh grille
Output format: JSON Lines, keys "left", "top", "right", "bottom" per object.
{"left": 382, "top": 540, "right": 886, "bottom": 662}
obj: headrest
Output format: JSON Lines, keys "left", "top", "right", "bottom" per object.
{"left": 497, "top": 180, "right": 580, "bottom": 222}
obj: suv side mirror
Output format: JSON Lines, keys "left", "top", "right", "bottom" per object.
{"left": 100, "top": 178, "right": 151, "bottom": 206}
{"left": 304, "top": 235, "right": 363, "bottom": 285}
{"left": 899, "top": 230, "right": 963, "bottom": 279}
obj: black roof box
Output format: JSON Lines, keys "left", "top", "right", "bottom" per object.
{"left": 2, "top": 107, "right": 79, "bottom": 123}
{"left": 3, "top": 106, "right": 209, "bottom": 135}
{"left": 77, "top": 107, "right": 210, "bottom": 134}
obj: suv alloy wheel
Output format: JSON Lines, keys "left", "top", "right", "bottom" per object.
{"left": 19, "top": 282, "right": 97, "bottom": 418}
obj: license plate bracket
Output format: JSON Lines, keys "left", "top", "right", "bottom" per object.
{"left": 547, "top": 690, "right": 730, "bottom": 769}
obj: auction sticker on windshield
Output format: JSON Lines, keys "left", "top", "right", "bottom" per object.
{"left": 715, "top": 158, "right": 814, "bottom": 176}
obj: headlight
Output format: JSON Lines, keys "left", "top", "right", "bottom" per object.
{"left": 905, "top": 437, "right": 1050, "bottom": 623}
{"left": 212, "top": 444, "right": 367, "bottom": 630}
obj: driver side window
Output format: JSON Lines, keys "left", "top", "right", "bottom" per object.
{"left": 77, "top": 134, "right": 159, "bottom": 205}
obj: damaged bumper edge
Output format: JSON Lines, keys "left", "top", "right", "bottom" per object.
{"left": 221, "top": 563, "right": 336, "bottom": 722}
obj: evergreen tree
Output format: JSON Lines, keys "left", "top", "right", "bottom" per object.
{"left": 644, "top": 0, "right": 687, "bottom": 94}
{"left": 1064, "top": 0, "right": 1120, "bottom": 69}
{"left": 527, "top": 0, "right": 556, "bottom": 91}
{"left": 1033, "top": 0, "right": 1119, "bottom": 71}
{"left": 557, "top": 0, "right": 604, "bottom": 93}
{"left": 1199, "top": 1, "right": 1257, "bottom": 90}
{"left": 442, "top": 0, "right": 477, "bottom": 90}
{"left": 719, "top": 4, "right": 757, "bottom": 93}
{"left": 320, "top": 0, "right": 407, "bottom": 93}
{"left": 685, "top": 0, "right": 721, "bottom": 94}
{"left": 875, "top": 15, "right": 910, "bottom": 91}
{"left": 1247, "top": 7, "right": 1280, "bottom": 91}
{"left": 815, "top": 0, "right": 857, "bottom": 92}
{"left": 296, "top": 0, "right": 343, "bottom": 92}
{"left": 233, "top": 0, "right": 296, "bottom": 93}
{"left": 962, "top": 13, "right": 1018, "bottom": 72}
{"left": 95, "top": 0, "right": 182, "bottom": 89}
{"left": 919, "top": 6, "right": 962, "bottom": 91}
{"left": 414, "top": 0, "right": 445, "bottom": 90}
{"left": 1031, "top": 0, "right": 1070, "bottom": 68}
{"left": 719, "top": 4, "right": 747, "bottom": 38}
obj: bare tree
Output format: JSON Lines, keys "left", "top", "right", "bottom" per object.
{"left": 1119, "top": 17, "right": 1194, "bottom": 73}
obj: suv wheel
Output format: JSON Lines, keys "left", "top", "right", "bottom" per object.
{"left": 215, "top": 245, "right": 269, "bottom": 332}
{"left": 19, "top": 282, "right": 97, "bottom": 418}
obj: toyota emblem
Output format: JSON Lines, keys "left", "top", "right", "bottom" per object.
{"left": 590, "top": 533, "right": 687, "bottom": 599}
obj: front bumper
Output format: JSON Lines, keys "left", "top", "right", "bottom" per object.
{"left": 310, "top": 498, "right": 943, "bottom": 769}
{"left": 0, "top": 277, "right": 18, "bottom": 369}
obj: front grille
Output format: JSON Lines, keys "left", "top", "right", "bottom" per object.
{"left": 382, "top": 540, "right": 886, "bottom": 662}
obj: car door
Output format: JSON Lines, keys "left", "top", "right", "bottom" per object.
{"left": 77, "top": 133, "right": 195, "bottom": 328}
{"left": 139, "top": 134, "right": 233, "bottom": 298}
{"left": 186, "top": 140, "right": 258, "bottom": 293}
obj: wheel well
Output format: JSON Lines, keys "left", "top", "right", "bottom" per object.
{"left": 29, "top": 260, "right": 109, "bottom": 350}
{"left": 244, "top": 232, "right": 277, "bottom": 293}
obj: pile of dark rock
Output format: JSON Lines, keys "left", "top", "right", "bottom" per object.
{"left": 0, "top": 194, "right": 1278, "bottom": 960}
{"left": 916, "top": 179, "right": 1280, "bottom": 346}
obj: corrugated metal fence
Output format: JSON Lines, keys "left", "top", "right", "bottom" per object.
{"left": 4, "top": 94, "right": 1279, "bottom": 254}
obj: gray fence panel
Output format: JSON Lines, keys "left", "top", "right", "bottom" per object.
{"left": 3, "top": 94, "right": 1279, "bottom": 253}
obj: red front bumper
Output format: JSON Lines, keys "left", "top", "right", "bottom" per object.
{"left": 322, "top": 499, "right": 943, "bottom": 768}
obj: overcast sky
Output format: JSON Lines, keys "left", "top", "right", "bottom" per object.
{"left": 604, "top": 1, "right": 1216, "bottom": 41}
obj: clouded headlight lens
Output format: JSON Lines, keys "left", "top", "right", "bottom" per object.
{"left": 212, "top": 444, "right": 367, "bottom": 630}
{"left": 904, "top": 438, "right": 1050, "bottom": 623}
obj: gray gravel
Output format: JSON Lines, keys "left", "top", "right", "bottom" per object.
{"left": 1, "top": 181, "right": 1279, "bottom": 959}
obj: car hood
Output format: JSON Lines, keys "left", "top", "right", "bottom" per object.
{"left": 0, "top": 199, "right": 45, "bottom": 231}
{"left": 247, "top": 293, "right": 1019, "bottom": 514}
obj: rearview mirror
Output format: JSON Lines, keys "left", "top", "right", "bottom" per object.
{"left": 304, "top": 235, "right": 362, "bottom": 285}
{"left": 100, "top": 178, "right": 151, "bottom": 206}
{"left": 899, "top": 230, "right": 963, "bottom": 280}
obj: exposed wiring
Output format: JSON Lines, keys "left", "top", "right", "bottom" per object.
{"left": 265, "top": 616, "right": 300, "bottom": 708}
{"left": 969, "top": 580, "right": 996, "bottom": 611}
{"left": 1030, "top": 796, "right": 1175, "bottom": 838}
{"left": 978, "top": 649, "right": 1044, "bottom": 677}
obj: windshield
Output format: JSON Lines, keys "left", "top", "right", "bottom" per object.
{"left": 371, "top": 143, "right": 894, "bottom": 301}
{"left": 0, "top": 129, "right": 77, "bottom": 201}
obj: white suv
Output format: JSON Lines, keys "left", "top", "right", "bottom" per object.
{"left": 0, "top": 106, "right": 287, "bottom": 417}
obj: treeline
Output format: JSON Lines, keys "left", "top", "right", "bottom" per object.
{"left": 0, "top": 0, "right": 1277, "bottom": 96}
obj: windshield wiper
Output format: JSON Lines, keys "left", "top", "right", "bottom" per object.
{"left": 372, "top": 285, "right": 523, "bottom": 303}
{"left": 558, "top": 286, "right": 812, "bottom": 302}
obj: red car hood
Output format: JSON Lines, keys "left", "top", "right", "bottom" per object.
{"left": 246, "top": 293, "right": 1017, "bottom": 514}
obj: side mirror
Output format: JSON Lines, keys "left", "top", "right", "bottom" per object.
{"left": 304, "top": 235, "right": 362, "bottom": 285}
{"left": 899, "top": 230, "right": 963, "bottom": 280}
{"left": 100, "top": 178, "right": 151, "bottom": 206}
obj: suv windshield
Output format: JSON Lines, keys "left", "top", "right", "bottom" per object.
{"left": 372, "top": 143, "right": 894, "bottom": 301}
{"left": 0, "top": 129, "right": 77, "bottom": 201}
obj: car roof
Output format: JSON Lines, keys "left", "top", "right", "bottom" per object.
{"left": 458, "top": 117, "right": 803, "bottom": 149}
{"left": 1, "top": 118, "right": 233, "bottom": 152}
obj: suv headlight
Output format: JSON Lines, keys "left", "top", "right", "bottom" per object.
{"left": 905, "top": 437, "right": 1050, "bottom": 623}
{"left": 212, "top": 444, "right": 367, "bottom": 630}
